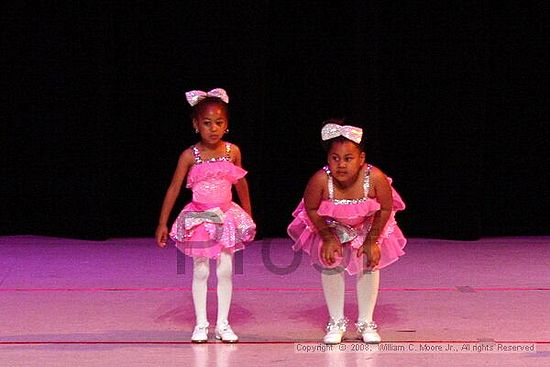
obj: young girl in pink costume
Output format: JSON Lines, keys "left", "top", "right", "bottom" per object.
{"left": 287, "top": 119, "right": 406, "bottom": 345}
{"left": 156, "top": 88, "right": 255, "bottom": 343}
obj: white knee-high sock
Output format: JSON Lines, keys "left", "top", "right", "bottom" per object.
{"left": 356, "top": 270, "right": 380, "bottom": 322}
{"left": 216, "top": 252, "right": 233, "bottom": 325}
{"left": 192, "top": 257, "right": 210, "bottom": 326}
{"left": 321, "top": 270, "right": 346, "bottom": 321}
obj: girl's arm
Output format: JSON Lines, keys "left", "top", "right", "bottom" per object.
{"left": 156, "top": 149, "right": 194, "bottom": 247}
{"left": 232, "top": 144, "right": 253, "bottom": 217}
{"left": 358, "top": 166, "right": 393, "bottom": 268}
{"left": 304, "top": 171, "right": 342, "bottom": 265}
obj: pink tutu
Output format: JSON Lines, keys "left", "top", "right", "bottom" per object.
{"left": 287, "top": 167, "right": 406, "bottom": 275}
{"left": 170, "top": 144, "right": 256, "bottom": 259}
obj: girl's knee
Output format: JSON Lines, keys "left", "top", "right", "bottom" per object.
{"left": 193, "top": 258, "right": 210, "bottom": 281}
{"left": 216, "top": 253, "right": 233, "bottom": 279}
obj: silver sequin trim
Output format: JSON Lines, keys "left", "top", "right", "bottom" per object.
{"left": 192, "top": 143, "right": 231, "bottom": 164}
{"left": 324, "top": 165, "right": 371, "bottom": 205}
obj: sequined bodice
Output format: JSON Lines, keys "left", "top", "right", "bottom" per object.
{"left": 324, "top": 165, "right": 371, "bottom": 205}
{"left": 320, "top": 164, "right": 376, "bottom": 227}
{"left": 188, "top": 143, "right": 236, "bottom": 205}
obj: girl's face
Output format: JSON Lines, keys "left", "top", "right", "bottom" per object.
{"left": 327, "top": 140, "right": 365, "bottom": 185}
{"left": 193, "top": 103, "right": 228, "bottom": 146}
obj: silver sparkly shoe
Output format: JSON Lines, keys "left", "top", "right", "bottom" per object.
{"left": 323, "top": 318, "right": 348, "bottom": 345}
{"left": 356, "top": 320, "right": 381, "bottom": 344}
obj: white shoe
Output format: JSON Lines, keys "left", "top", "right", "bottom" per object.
{"left": 323, "top": 318, "right": 348, "bottom": 345}
{"left": 356, "top": 320, "right": 381, "bottom": 344}
{"left": 191, "top": 323, "right": 209, "bottom": 343}
{"left": 215, "top": 321, "right": 239, "bottom": 343}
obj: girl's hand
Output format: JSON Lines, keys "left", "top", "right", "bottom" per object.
{"left": 156, "top": 224, "right": 169, "bottom": 248}
{"left": 321, "top": 238, "right": 343, "bottom": 265}
{"left": 358, "top": 241, "right": 381, "bottom": 270}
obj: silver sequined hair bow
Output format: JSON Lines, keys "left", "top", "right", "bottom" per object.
{"left": 321, "top": 123, "right": 363, "bottom": 144}
{"left": 185, "top": 88, "right": 229, "bottom": 106}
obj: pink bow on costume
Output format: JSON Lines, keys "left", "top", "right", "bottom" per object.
{"left": 321, "top": 123, "right": 363, "bottom": 144}
{"left": 185, "top": 88, "right": 229, "bottom": 106}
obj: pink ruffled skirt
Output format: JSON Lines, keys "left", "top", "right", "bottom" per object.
{"left": 170, "top": 201, "right": 256, "bottom": 259}
{"left": 287, "top": 201, "right": 406, "bottom": 275}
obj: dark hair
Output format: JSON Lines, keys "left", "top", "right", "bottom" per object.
{"left": 191, "top": 97, "right": 229, "bottom": 120}
{"left": 320, "top": 118, "right": 366, "bottom": 152}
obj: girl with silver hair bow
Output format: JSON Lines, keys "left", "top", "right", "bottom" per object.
{"left": 156, "top": 88, "right": 255, "bottom": 344}
{"left": 288, "top": 118, "right": 407, "bottom": 345}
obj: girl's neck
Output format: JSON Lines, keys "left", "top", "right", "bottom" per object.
{"left": 198, "top": 140, "right": 225, "bottom": 151}
{"left": 333, "top": 175, "right": 360, "bottom": 190}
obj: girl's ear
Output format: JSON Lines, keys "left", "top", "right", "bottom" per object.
{"left": 192, "top": 119, "right": 198, "bottom": 131}
{"left": 360, "top": 151, "right": 366, "bottom": 164}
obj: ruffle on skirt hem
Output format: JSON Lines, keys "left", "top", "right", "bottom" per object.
{"left": 287, "top": 200, "right": 406, "bottom": 275}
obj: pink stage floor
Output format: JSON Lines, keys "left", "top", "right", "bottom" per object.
{"left": 1, "top": 235, "right": 549, "bottom": 366}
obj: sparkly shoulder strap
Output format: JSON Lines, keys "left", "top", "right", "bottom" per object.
{"left": 191, "top": 145, "right": 202, "bottom": 163}
{"left": 225, "top": 142, "right": 232, "bottom": 160}
{"left": 323, "top": 166, "right": 334, "bottom": 200}
{"left": 363, "top": 164, "right": 372, "bottom": 198}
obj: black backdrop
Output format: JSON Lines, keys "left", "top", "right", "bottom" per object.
{"left": 2, "top": 1, "right": 548, "bottom": 240}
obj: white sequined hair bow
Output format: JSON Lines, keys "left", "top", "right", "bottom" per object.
{"left": 321, "top": 123, "right": 363, "bottom": 144}
{"left": 185, "top": 88, "right": 229, "bottom": 106}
